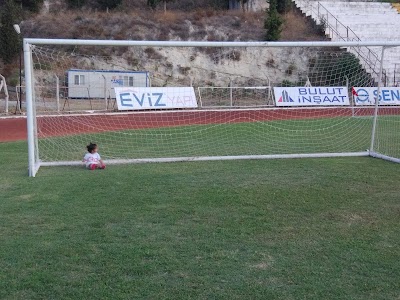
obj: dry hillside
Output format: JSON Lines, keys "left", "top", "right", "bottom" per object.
{"left": 1, "top": 5, "right": 328, "bottom": 93}
{"left": 21, "top": 5, "right": 325, "bottom": 42}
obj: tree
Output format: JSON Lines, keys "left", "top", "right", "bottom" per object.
{"left": 264, "top": 0, "right": 283, "bottom": 41}
{"left": 0, "top": 0, "right": 21, "bottom": 64}
{"left": 241, "top": 0, "right": 248, "bottom": 11}
{"left": 147, "top": 0, "right": 158, "bottom": 9}
{"left": 277, "top": 0, "right": 290, "bottom": 14}
{"left": 96, "top": 0, "right": 122, "bottom": 10}
{"left": 162, "top": 0, "right": 174, "bottom": 12}
{"left": 227, "top": 0, "right": 248, "bottom": 11}
{"left": 66, "top": 0, "right": 86, "bottom": 9}
{"left": 15, "top": 0, "right": 44, "bottom": 12}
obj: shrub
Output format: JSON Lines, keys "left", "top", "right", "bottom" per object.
{"left": 285, "top": 63, "right": 296, "bottom": 76}
{"left": 0, "top": 0, "right": 21, "bottom": 64}
{"left": 264, "top": 0, "right": 283, "bottom": 41}
{"left": 144, "top": 47, "right": 163, "bottom": 59}
{"left": 96, "top": 0, "right": 122, "bottom": 10}
{"left": 19, "top": 0, "right": 44, "bottom": 13}
{"left": 66, "top": 0, "right": 86, "bottom": 9}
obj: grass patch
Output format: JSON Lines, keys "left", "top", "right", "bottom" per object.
{"left": 37, "top": 116, "right": 383, "bottom": 162}
{"left": 0, "top": 141, "right": 400, "bottom": 299}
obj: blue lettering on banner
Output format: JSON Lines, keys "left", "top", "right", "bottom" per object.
{"left": 298, "top": 87, "right": 344, "bottom": 96}
{"left": 373, "top": 89, "right": 400, "bottom": 102}
{"left": 300, "top": 96, "right": 312, "bottom": 103}
{"left": 308, "top": 88, "right": 317, "bottom": 95}
{"left": 392, "top": 90, "right": 400, "bottom": 101}
{"left": 154, "top": 93, "right": 165, "bottom": 106}
{"left": 299, "top": 95, "right": 346, "bottom": 103}
{"left": 373, "top": 90, "right": 380, "bottom": 102}
{"left": 355, "top": 88, "right": 400, "bottom": 104}
{"left": 297, "top": 87, "right": 346, "bottom": 104}
{"left": 120, "top": 93, "right": 133, "bottom": 107}
{"left": 382, "top": 90, "right": 390, "bottom": 101}
{"left": 119, "top": 92, "right": 166, "bottom": 108}
{"left": 132, "top": 93, "right": 145, "bottom": 106}
{"left": 298, "top": 88, "right": 307, "bottom": 95}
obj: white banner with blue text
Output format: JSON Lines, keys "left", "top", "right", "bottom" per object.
{"left": 353, "top": 87, "right": 400, "bottom": 106}
{"left": 273, "top": 87, "right": 350, "bottom": 107}
{"left": 115, "top": 87, "right": 198, "bottom": 110}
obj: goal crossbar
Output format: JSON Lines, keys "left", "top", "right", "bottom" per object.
{"left": 23, "top": 38, "right": 400, "bottom": 48}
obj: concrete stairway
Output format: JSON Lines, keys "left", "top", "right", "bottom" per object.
{"left": 294, "top": 0, "right": 400, "bottom": 86}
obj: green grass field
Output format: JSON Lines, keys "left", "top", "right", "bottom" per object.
{"left": 1, "top": 140, "right": 399, "bottom": 299}
{"left": 39, "top": 116, "right": 382, "bottom": 162}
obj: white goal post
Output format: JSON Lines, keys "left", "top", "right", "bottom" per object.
{"left": 23, "top": 39, "right": 400, "bottom": 177}
{"left": 0, "top": 74, "right": 10, "bottom": 114}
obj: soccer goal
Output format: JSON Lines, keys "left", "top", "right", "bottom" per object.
{"left": 23, "top": 39, "right": 400, "bottom": 176}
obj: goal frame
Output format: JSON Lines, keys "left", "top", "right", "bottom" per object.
{"left": 23, "top": 39, "right": 400, "bottom": 177}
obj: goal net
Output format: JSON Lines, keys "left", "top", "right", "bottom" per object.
{"left": 24, "top": 39, "right": 400, "bottom": 176}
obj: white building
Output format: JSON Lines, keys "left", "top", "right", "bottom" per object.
{"left": 67, "top": 69, "right": 150, "bottom": 99}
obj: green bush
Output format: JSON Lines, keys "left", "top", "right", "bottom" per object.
{"left": 96, "top": 0, "right": 122, "bottom": 10}
{"left": 277, "top": 0, "right": 290, "bottom": 14}
{"left": 14, "top": 0, "right": 44, "bottom": 13}
{"left": 0, "top": 0, "right": 21, "bottom": 64}
{"left": 264, "top": 0, "right": 283, "bottom": 41}
{"left": 66, "top": 0, "right": 87, "bottom": 9}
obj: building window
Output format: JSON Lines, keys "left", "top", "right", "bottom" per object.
{"left": 74, "top": 74, "right": 85, "bottom": 85}
{"left": 123, "top": 76, "right": 134, "bottom": 87}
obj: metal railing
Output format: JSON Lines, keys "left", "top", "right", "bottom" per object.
{"left": 305, "top": 1, "right": 387, "bottom": 84}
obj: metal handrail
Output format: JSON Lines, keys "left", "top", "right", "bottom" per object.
{"left": 313, "top": 1, "right": 387, "bottom": 84}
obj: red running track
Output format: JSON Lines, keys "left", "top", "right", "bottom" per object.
{"left": 0, "top": 117, "right": 27, "bottom": 142}
{"left": 0, "top": 107, "right": 398, "bottom": 142}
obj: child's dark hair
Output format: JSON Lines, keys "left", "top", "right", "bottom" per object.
{"left": 86, "top": 142, "right": 97, "bottom": 153}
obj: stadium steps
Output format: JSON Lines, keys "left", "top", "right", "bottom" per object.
{"left": 294, "top": 0, "right": 400, "bottom": 86}
{"left": 392, "top": 3, "right": 400, "bottom": 13}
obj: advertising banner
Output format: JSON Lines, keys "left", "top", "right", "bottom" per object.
{"left": 115, "top": 87, "right": 198, "bottom": 110}
{"left": 353, "top": 87, "right": 400, "bottom": 106}
{"left": 273, "top": 87, "right": 350, "bottom": 107}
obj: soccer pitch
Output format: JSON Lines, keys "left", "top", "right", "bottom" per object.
{"left": 0, "top": 140, "right": 399, "bottom": 299}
